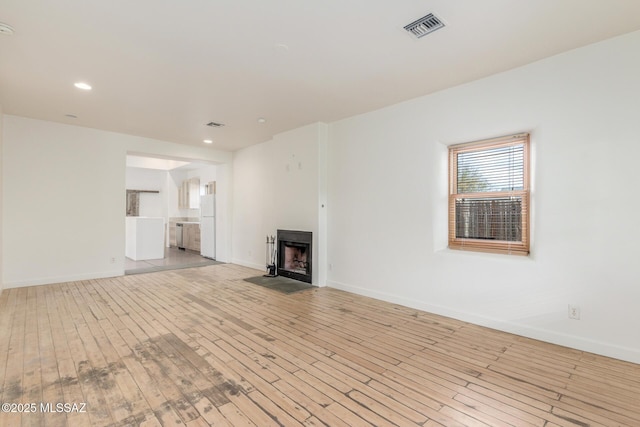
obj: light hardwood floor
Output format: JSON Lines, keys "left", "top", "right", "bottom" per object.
{"left": 1, "top": 264, "right": 639, "bottom": 427}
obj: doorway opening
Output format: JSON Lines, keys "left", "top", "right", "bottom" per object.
{"left": 124, "top": 153, "right": 223, "bottom": 274}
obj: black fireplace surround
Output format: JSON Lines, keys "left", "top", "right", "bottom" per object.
{"left": 277, "top": 229, "right": 312, "bottom": 284}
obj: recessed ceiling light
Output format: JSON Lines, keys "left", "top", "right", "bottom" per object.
{"left": 0, "top": 23, "right": 14, "bottom": 36}
{"left": 74, "top": 82, "right": 92, "bottom": 90}
{"left": 203, "top": 139, "right": 213, "bottom": 144}
{"left": 257, "top": 117, "right": 266, "bottom": 123}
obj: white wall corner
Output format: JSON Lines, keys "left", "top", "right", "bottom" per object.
{"left": 317, "top": 122, "right": 329, "bottom": 287}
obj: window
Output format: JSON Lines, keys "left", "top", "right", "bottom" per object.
{"left": 448, "top": 133, "right": 530, "bottom": 255}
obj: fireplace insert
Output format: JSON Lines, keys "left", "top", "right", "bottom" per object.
{"left": 277, "top": 230, "right": 312, "bottom": 283}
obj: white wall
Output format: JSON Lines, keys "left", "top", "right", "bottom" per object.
{"left": 2, "top": 116, "right": 231, "bottom": 287}
{"left": 326, "top": 31, "right": 640, "bottom": 363}
{"left": 0, "top": 105, "right": 3, "bottom": 293}
{"left": 214, "top": 163, "right": 231, "bottom": 263}
{"left": 3, "top": 117, "right": 125, "bottom": 286}
{"left": 125, "top": 167, "right": 167, "bottom": 218}
{"left": 232, "top": 123, "right": 327, "bottom": 284}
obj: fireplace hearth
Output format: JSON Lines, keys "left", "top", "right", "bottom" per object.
{"left": 277, "top": 230, "right": 312, "bottom": 284}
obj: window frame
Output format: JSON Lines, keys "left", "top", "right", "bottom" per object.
{"left": 448, "top": 133, "right": 530, "bottom": 255}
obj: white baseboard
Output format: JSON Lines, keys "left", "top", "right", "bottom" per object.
{"left": 231, "top": 258, "right": 266, "bottom": 272}
{"left": 5, "top": 270, "right": 124, "bottom": 289}
{"left": 327, "top": 279, "right": 640, "bottom": 365}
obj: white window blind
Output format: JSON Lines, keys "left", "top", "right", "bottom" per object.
{"left": 449, "top": 133, "right": 530, "bottom": 255}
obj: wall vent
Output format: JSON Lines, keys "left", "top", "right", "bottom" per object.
{"left": 206, "top": 121, "right": 225, "bottom": 127}
{"left": 404, "top": 13, "right": 445, "bottom": 38}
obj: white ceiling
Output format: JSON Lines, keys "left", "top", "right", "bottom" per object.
{"left": 126, "top": 155, "right": 190, "bottom": 171}
{"left": 2, "top": 1, "right": 640, "bottom": 152}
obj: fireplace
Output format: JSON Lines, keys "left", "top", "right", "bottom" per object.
{"left": 277, "top": 230, "right": 312, "bottom": 284}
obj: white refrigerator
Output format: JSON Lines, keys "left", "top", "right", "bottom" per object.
{"left": 200, "top": 194, "right": 216, "bottom": 259}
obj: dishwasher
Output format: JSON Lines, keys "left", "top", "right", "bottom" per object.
{"left": 176, "top": 223, "right": 185, "bottom": 249}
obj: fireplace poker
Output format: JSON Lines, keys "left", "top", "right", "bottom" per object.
{"left": 264, "top": 235, "right": 277, "bottom": 277}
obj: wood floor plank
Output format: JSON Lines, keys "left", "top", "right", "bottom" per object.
{"left": 271, "top": 379, "right": 352, "bottom": 427}
{"left": 0, "top": 289, "right": 17, "bottom": 397}
{"left": 217, "top": 401, "right": 257, "bottom": 426}
{"left": 557, "top": 394, "right": 640, "bottom": 426}
{"left": 116, "top": 329, "right": 188, "bottom": 427}
{"left": 327, "top": 398, "right": 384, "bottom": 427}
{"left": 246, "top": 389, "right": 304, "bottom": 427}
{"left": 224, "top": 360, "right": 311, "bottom": 423}
{"left": 45, "top": 284, "right": 92, "bottom": 427}
{"left": 81, "top": 282, "right": 151, "bottom": 423}
{"left": 1, "top": 263, "right": 639, "bottom": 427}
{"left": 22, "top": 287, "right": 44, "bottom": 427}
{"left": 0, "top": 290, "right": 26, "bottom": 427}
{"left": 36, "top": 286, "right": 69, "bottom": 427}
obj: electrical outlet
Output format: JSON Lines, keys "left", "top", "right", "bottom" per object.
{"left": 110, "top": 257, "right": 116, "bottom": 264}
{"left": 568, "top": 304, "right": 581, "bottom": 320}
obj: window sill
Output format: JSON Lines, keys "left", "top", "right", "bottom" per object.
{"left": 435, "top": 246, "right": 534, "bottom": 261}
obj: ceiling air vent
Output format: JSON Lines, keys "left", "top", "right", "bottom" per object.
{"left": 404, "top": 13, "right": 445, "bottom": 39}
{"left": 206, "top": 121, "right": 225, "bottom": 127}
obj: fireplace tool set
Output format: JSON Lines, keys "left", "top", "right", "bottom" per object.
{"left": 264, "top": 235, "right": 277, "bottom": 277}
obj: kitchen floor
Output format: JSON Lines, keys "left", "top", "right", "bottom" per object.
{"left": 125, "top": 246, "right": 221, "bottom": 275}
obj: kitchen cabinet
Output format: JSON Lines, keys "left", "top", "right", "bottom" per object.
{"left": 178, "top": 178, "right": 200, "bottom": 209}
{"left": 183, "top": 223, "right": 201, "bottom": 252}
{"left": 169, "top": 220, "right": 177, "bottom": 246}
